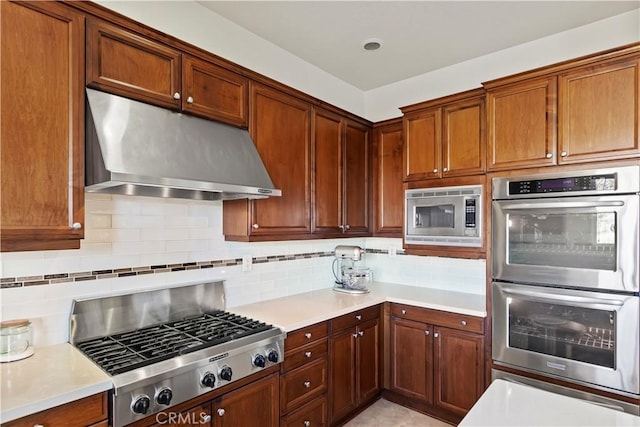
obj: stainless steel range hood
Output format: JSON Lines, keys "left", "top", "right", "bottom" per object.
{"left": 85, "top": 88, "right": 281, "bottom": 200}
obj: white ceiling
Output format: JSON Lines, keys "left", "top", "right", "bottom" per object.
{"left": 198, "top": 1, "right": 640, "bottom": 91}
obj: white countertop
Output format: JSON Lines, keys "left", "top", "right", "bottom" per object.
{"left": 229, "top": 281, "right": 486, "bottom": 332}
{"left": 460, "top": 379, "right": 640, "bottom": 426}
{"left": 0, "top": 343, "right": 112, "bottom": 423}
{"left": 0, "top": 282, "right": 484, "bottom": 423}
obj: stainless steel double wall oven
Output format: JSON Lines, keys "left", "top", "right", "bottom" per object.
{"left": 491, "top": 165, "right": 640, "bottom": 406}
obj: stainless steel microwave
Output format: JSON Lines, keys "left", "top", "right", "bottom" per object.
{"left": 405, "top": 184, "right": 482, "bottom": 247}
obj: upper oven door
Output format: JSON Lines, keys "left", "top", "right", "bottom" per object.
{"left": 492, "top": 194, "right": 639, "bottom": 293}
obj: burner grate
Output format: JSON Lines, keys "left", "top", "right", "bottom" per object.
{"left": 76, "top": 310, "right": 273, "bottom": 375}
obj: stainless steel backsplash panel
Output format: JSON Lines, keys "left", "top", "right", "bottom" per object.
{"left": 70, "top": 280, "right": 226, "bottom": 343}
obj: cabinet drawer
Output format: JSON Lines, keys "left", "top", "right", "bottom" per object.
{"left": 391, "top": 303, "right": 484, "bottom": 334}
{"left": 280, "top": 358, "right": 327, "bottom": 414}
{"left": 285, "top": 322, "right": 328, "bottom": 351}
{"left": 284, "top": 340, "right": 328, "bottom": 372}
{"left": 281, "top": 396, "right": 327, "bottom": 427}
{"left": 4, "top": 392, "right": 108, "bottom": 427}
{"left": 330, "top": 305, "right": 380, "bottom": 333}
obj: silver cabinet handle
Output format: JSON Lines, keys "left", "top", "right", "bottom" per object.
{"left": 304, "top": 351, "right": 312, "bottom": 358}
{"left": 352, "top": 333, "right": 358, "bottom": 338}
{"left": 71, "top": 222, "right": 82, "bottom": 230}
{"left": 461, "top": 320, "right": 467, "bottom": 326}
{"left": 401, "top": 309, "right": 407, "bottom": 315}
{"left": 443, "top": 167, "right": 448, "bottom": 172}
{"left": 304, "top": 421, "right": 311, "bottom": 427}
{"left": 338, "top": 224, "right": 345, "bottom": 231}
{"left": 425, "top": 330, "right": 430, "bottom": 335}
{"left": 345, "top": 224, "right": 350, "bottom": 230}
{"left": 432, "top": 169, "right": 438, "bottom": 174}
{"left": 252, "top": 223, "right": 259, "bottom": 229}
{"left": 34, "top": 425, "right": 44, "bottom": 427}
{"left": 217, "top": 408, "right": 225, "bottom": 416}
{"left": 560, "top": 151, "right": 568, "bottom": 157}
{"left": 304, "top": 332, "right": 312, "bottom": 339}
{"left": 358, "top": 331, "right": 364, "bottom": 336}
{"left": 173, "top": 92, "right": 181, "bottom": 100}
{"left": 545, "top": 153, "right": 553, "bottom": 158}
{"left": 202, "top": 415, "right": 212, "bottom": 422}
{"left": 303, "top": 381, "right": 311, "bottom": 388}
{"left": 186, "top": 96, "right": 194, "bottom": 104}
{"left": 434, "top": 332, "right": 439, "bottom": 338}
{"left": 355, "top": 315, "right": 362, "bottom": 320}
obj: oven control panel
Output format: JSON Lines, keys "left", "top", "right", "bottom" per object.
{"left": 508, "top": 173, "right": 617, "bottom": 195}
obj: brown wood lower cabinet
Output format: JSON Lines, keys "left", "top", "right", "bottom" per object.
{"left": 212, "top": 373, "right": 279, "bottom": 427}
{"left": 329, "top": 305, "right": 381, "bottom": 425}
{"left": 3, "top": 392, "right": 108, "bottom": 427}
{"left": 387, "top": 303, "right": 485, "bottom": 423}
{"left": 281, "top": 321, "right": 329, "bottom": 426}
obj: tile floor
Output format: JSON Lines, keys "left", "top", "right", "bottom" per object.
{"left": 343, "top": 399, "right": 453, "bottom": 427}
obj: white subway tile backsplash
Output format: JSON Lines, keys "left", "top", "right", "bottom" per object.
{"left": 1, "top": 194, "right": 487, "bottom": 346}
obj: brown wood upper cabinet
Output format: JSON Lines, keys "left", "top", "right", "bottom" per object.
{"left": 86, "top": 19, "right": 248, "bottom": 127}
{"left": 312, "top": 108, "right": 370, "bottom": 236}
{"left": 401, "top": 88, "right": 486, "bottom": 182}
{"left": 223, "top": 84, "right": 311, "bottom": 241}
{"left": 1, "top": 0, "right": 85, "bottom": 252}
{"left": 486, "top": 46, "right": 640, "bottom": 170}
{"left": 372, "top": 119, "right": 404, "bottom": 236}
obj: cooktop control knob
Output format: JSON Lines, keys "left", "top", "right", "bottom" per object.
{"left": 219, "top": 365, "right": 233, "bottom": 382}
{"left": 201, "top": 372, "right": 216, "bottom": 388}
{"left": 267, "top": 349, "right": 279, "bottom": 363}
{"left": 156, "top": 388, "right": 173, "bottom": 406}
{"left": 253, "top": 354, "right": 266, "bottom": 368}
{"left": 131, "top": 395, "right": 151, "bottom": 415}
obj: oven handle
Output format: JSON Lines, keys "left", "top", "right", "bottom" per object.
{"left": 500, "top": 287, "right": 625, "bottom": 309}
{"left": 498, "top": 201, "right": 624, "bottom": 210}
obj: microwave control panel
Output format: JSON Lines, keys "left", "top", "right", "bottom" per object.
{"left": 509, "top": 173, "right": 617, "bottom": 195}
{"left": 465, "top": 199, "right": 477, "bottom": 228}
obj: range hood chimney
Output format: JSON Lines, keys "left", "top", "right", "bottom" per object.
{"left": 85, "top": 88, "right": 281, "bottom": 201}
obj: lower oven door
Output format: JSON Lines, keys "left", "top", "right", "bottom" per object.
{"left": 492, "top": 281, "right": 639, "bottom": 395}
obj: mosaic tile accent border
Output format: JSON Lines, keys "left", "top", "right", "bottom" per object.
{"left": 0, "top": 249, "right": 404, "bottom": 289}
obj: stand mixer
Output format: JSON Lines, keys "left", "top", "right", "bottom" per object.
{"left": 332, "top": 245, "right": 372, "bottom": 294}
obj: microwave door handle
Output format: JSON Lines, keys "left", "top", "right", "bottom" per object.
{"left": 498, "top": 201, "right": 625, "bottom": 210}
{"left": 500, "top": 287, "right": 625, "bottom": 310}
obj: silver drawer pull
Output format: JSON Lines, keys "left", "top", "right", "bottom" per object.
{"left": 401, "top": 309, "right": 407, "bottom": 315}
{"left": 303, "top": 381, "right": 311, "bottom": 388}
{"left": 173, "top": 92, "right": 181, "bottom": 100}
{"left": 461, "top": 320, "right": 467, "bottom": 326}
{"left": 304, "top": 351, "right": 312, "bottom": 358}
{"left": 304, "top": 421, "right": 311, "bottom": 427}
{"left": 304, "top": 332, "right": 312, "bottom": 339}
{"left": 425, "top": 330, "right": 430, "bottom": 335}
{"left": 434, "top": 332, "right": 439, "bottom": 338}
{"left": 217, "top": 408, "right": 225, "bottom": 416}
{"left": 202, "top": 415, "right": 212, "bottom": 422}
{"left": 352, "top": 333, "right": 358, "bottom": 338}
{"left": 358, "top": 331, "right": 364, "bottom": 336}
{"left": 355, "top": 315, "right": 362, "bottom": 320}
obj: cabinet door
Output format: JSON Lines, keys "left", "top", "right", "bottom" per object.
{"left": 487, "top": 76, "right": 557, "bottom": 170}
{"left": 151, "top": 403, "right": 212, "bottom": 426}
{"left": 443, "top": 97, "right": 485, "bottom": 177}
{"left": 329, "top": 328, "right": 357, "bottom": 423}
{"left": 249, "top": 84, "right": 311, "bottom": 235}
{"left": 433, "top": 327, "right": 484, "bottom": 418}
{"left": 559, "top": 57, "right": 640, "bottom": 164}
{"left": 390, "top": 317, "right": 433, "bottom": 404}
{"left": 1, "top": 0, "right": 85, "bottom": 252}
{"left": 372, "top": 121, "right": 403, "bottom": 236}
{"left": 356, "top": 319, "right": 380, "bottom": 403}
{"left": 312, "top": 108, "right": 343, "bottom": 234}
{"left": 343, "top": 120, "right": 370, "bottom": 235}
{"left": 403, "top": 108, "right": 441, "bottom": 181}
{"left": 182, "top": 55, "right": 248, "bottom": 127}
{"left": 212, "top": 373, "right": 279, "bottom": 427}
{"left": 86, "top": 19, "right": 181, "bottom": 109}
